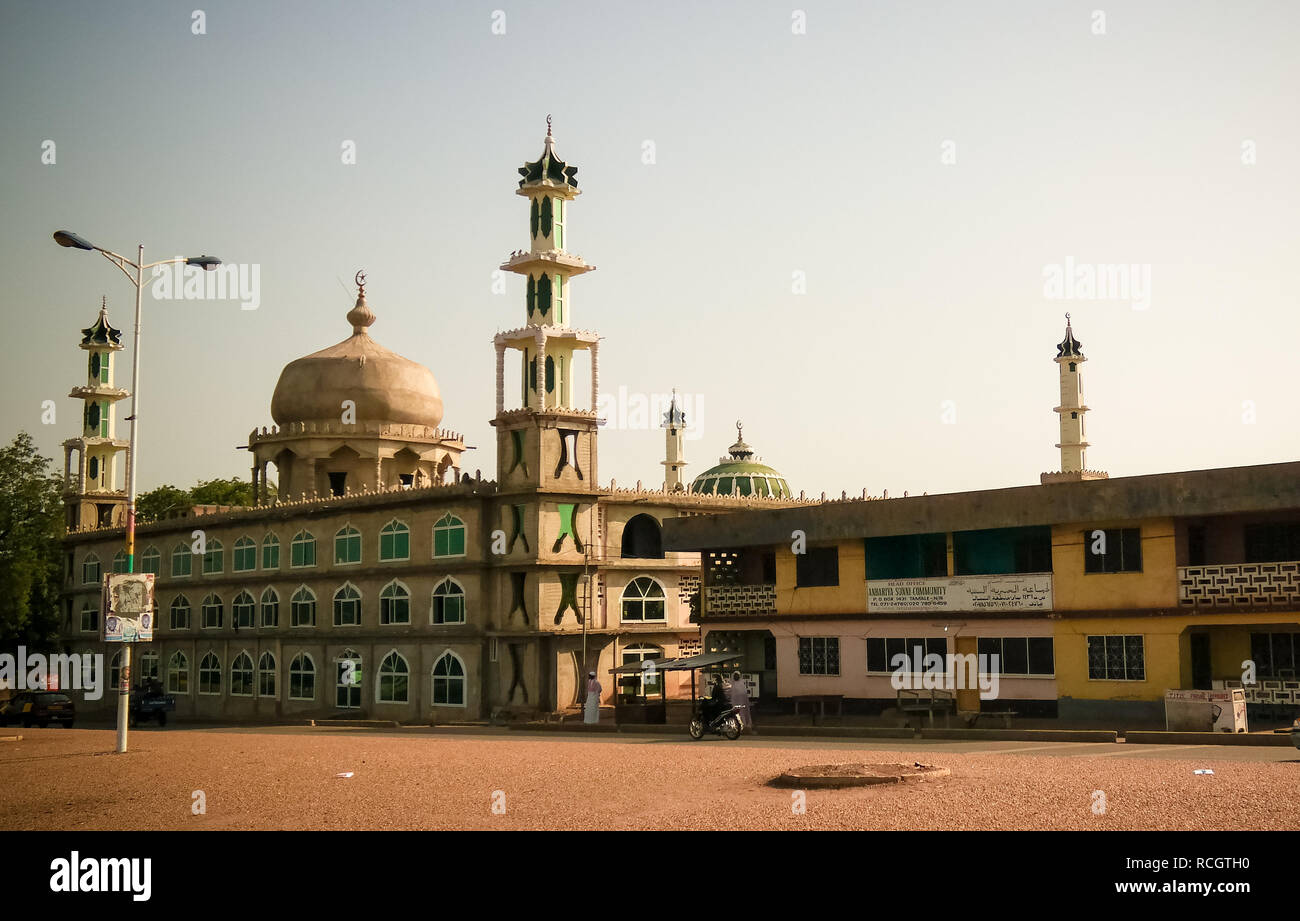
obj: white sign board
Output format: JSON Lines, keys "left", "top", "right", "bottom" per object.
{"left": 867, "top": 574, "right": 1053, "bottom": 613}
{"left": 102, "top": 573, "right": 156, "bottom": 642}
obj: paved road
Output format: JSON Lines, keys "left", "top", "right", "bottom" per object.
{"left": 183, "top": 723, "right": 1300, "bottom": 762}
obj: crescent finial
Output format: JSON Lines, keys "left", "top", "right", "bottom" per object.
{"left": 546, "top": 114, "right": 552, "bottom": 137}
{"left": 355, "top": 269, "right": 367, "bottom": 292}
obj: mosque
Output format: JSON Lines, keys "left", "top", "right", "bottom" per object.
{"left": 57, "top": 124, "right": 806, "bottom": 723}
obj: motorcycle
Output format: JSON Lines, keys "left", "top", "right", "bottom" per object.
{"left": 688, "top": 701, "right": 744, "bottom": 740}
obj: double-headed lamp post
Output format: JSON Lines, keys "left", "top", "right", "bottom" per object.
{"left": 53, "top": 230, "right": 221, "bottom": 753}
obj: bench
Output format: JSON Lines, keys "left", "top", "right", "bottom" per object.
{"left": 897, "top": 688, "right": 955, "bottom": 728}
{"left": 793, "top": 694, "right": 844, "bottom": 725}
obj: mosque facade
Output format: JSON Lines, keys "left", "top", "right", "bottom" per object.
{"left": 57, "top": 126, "right": 805, "bottom": 723}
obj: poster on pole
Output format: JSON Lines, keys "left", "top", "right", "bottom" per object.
{"left": 101, "top": 573, "right": 156, "bottom": 642}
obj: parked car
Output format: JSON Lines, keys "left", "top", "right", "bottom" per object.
{"left": 129, "top": 680, "right": 176, "bottom": 727}
{"left": 0, "top": 691, "right": 76, "bottom": 728}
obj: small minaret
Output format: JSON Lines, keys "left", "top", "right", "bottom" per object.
{"left": 662, "top": 390, "right": 687, "bottom": 491}
{"left": 63, "top": 298, "right": 130, "bottom": 528}
{"left": 1042, "top": 314, "right": 1107, "bottom": 484}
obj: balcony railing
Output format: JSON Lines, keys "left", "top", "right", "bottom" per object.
{"left": 704, "top": 583, "right": 777, "bottom": 617}
{"left": 1178, "top": 561, "right": 1300, "bottom": 609}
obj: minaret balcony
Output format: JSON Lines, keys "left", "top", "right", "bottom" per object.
{"left": 499, "top": 250, "right": 594, "bottom": 277}
{"left": 62, "top": 436, "right": 129, "bottom": 451}
{"left": 68, "top": 385, "right": 129, "bottom": 401}
{"left": 495, "top": 325, "right": 599, "bottom": 348}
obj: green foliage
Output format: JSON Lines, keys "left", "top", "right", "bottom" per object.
{"left": 135, "top": 484, "right": 192, "bottom": 523}
{"left": 137, "top": 477, "right": 274, "bottom": 523}
{"left": 0, "top": 433, "right": 64, "bottom": 650}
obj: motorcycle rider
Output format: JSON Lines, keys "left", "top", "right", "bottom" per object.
{"left": 701, "top": 674, "right": 728, "bottom": 726}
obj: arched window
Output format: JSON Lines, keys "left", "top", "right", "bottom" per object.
{"left": 379, "top": 519, "right": 410, "bottom": 561}
{"left": 333, "top": 583, "right": 361, "bottom": 626}
{"left": 230, "top": 651, "right": 254, "bottom": 696}
{"left": 380, "top": 580, "right": 410, "bottom": 625}
{"left": 232, "top": 591, "right": 255, "bottom": 628}
{"left": 80, "top": 602, "right": 98, "bottom": 633}
{"left": 170, "top": 595, "right": 192, "bottom": 630}
{"left": 432, "top": 651, "right": 466, "bottom": 707}
{"left": 262, "top": 533, "right": 280, "bottom": 570}
{"left": 291, "top": 586, "right": 316, "bottom": 627}
{"left": 620, "top": 514, "right": 664, "bottom": 559}
{"left": 431, "top": 578, "right": 466, "bottom": 624}
{"left": 260, "top": 587, "right": 280, "bottom": 627}
{"left": 140, "top": 545, "right": 161, "bottom": 576}
{"left": 82, "top": 553, "right": 100, "bottom": 585}
{"left": 336, "top": 650, "right": 361, "bottom": 709}
{"left": 112, "top": 549, "right": 129, "bottom": 574}
{"left": 109, "top": 650, "right": 123, "bottom": 690}
{"left": 199, "top": 652, "right": 222, "bottom": 695}
{"left": 620, "top": 577, "right": 667, "bottom": 623}
{"left": 291, "top": 530, "right": 316, "bottom": 568}
{"left": 202, "top": 539, "right": 223, "bottom": 574}
{"left": 201, "top": 593, "right": 223, "bottom": 629}
{"left": 621, "top": 643, "right": 664, "bottom": 697}
{"left": 289, "top": 653, "right": 315, "bottom": 700}
{"left": 168, "top": 651, "right": 189, "bottom": 694}
{"left": 171, "top": 543, "right": 192, "bottom": 578}
{"left": 433, "top": 514, "right": 466, "bottom": 557}
{"left": 233, "top": 536, "right": 256, "bottom": 572}
{"left": 258, "top": 652, "right": 277, "bottom": 697}
{"left": 378, "top": 651, "right": 409, "bottom": 703}
{"left": 139, "top": 650, "right": 160, "bottom": 683}
{"left": 334, "top": 526, "right": 362, "bottom": 565}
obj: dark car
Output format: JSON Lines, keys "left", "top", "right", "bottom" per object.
{"left": 0, "top": 691, "right": 76, "bottom": 728}
{"left": 129, "top": 681, "right": 176, "bottom": 727}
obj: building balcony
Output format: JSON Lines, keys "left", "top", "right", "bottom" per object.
{"left": 1178, "top": 561, "right": 1300, "bottom": 609}
{"left": 703, "top": 583, "right": 776, "bottom": 618}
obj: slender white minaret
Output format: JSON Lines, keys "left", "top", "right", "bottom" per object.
{"left": 63, "top": 297, "right": 130, "bottom": 528}
{"left": 1042, "top": 314, "right": 1107, "bottom": 484}
{"left": 662, "top": 390, "right": 687, "bottom": 491}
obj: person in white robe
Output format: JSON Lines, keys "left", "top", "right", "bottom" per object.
{"left": 584, "top": 671, "right": 602, "bottom": 724}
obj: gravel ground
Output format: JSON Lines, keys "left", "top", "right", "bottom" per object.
{"left": 2, "top": 727, "right": 1297, "bottom": 830}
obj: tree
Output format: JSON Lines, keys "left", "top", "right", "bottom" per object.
{"left": 0, "top": 433, "right": 64, "bottom": 650}
{"left": 136, "top": 476, "right": 272, "bottom": 523}
{"left": 136, "top": 484, "right": 192, "bottom": 523}
{"left": 190, "top": 477, "right": 259, "bottom": 507}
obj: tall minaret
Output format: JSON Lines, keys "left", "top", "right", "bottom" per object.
{"left": 662, "top": 390, "right": 687, "bottom": 491}
{"left": 63, "top": 298, "right": 130, "bottom": 529}
{"left": 493, "top": 117, "right": 601, "bottom": 490}
{"left": 1042, "top": 314, "right": 1107, "bottom": 484}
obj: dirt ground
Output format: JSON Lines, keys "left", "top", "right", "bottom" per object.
{"left": 2, "top": 726, "right": 1297, "bottom": 831}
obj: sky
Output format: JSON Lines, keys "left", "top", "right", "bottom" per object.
{"left": 2, "top": 0, "right": 1297, "bottom": 500}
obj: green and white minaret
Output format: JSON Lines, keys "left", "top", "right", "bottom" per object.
{"left": 493, "top": 118, "right": 602, "bottom": 490}
{"left": 63, "top": 298, "right": 130, "bottom": 529}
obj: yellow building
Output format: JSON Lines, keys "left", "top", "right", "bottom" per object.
{"left": 664, "top": 322, "right": 1300, "bottom": 725}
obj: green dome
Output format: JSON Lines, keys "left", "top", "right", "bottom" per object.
{"left": 690, "top": 423, "right": 791, "bottom": 498}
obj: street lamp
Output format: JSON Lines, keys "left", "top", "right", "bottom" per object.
{"left": 53, "top": 230, "right": 221, "bottom": 753}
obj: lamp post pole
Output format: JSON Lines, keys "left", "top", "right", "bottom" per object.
{"left": 53, "top": 231, "right": 220, "bottom": 753}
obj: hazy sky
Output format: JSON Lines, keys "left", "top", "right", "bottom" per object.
{"left": 2, "top": 0, "right": 1297, "bottom": 500}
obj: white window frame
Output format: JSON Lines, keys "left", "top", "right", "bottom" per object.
{"left": 376, "top": 649, "right": 410, "bottom": 704}
{"left": 431, "top": 650, "right": 467, "bottom": 708}
{"left": 379, "top": 519, "right": 411, "bottom": 562}
{"left": 620, "top": 576, "right": 667, "bottom": 624}
{"left": 230, "top": 651, "right": 255, "bottom": 697}
{"left": 288, "top": 653, "right": 315, "bottom": 701}
{"left": 198, "top": 652, "right": 222, "bottom": 696}
{"left": 431, "top": 577, "right": 466, "bottom": 625}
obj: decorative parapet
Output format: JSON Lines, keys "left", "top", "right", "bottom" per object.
{"left": 1178, "top": 562, "right": 1300, "bottom": 609}
{"left": 1040, "top": 469, "right": 1110, "bottom": 484}
{"left": 247, "top": 421, "right": 464, "bottom": 444}
{"left": 62, "top": 475, "right": 500, "bottom": 538}
{"left": 492, "top": 407, "right": 602, "bottom": 424}
{"left": 704, "top": 583, "right": 777, "bottom": 617}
